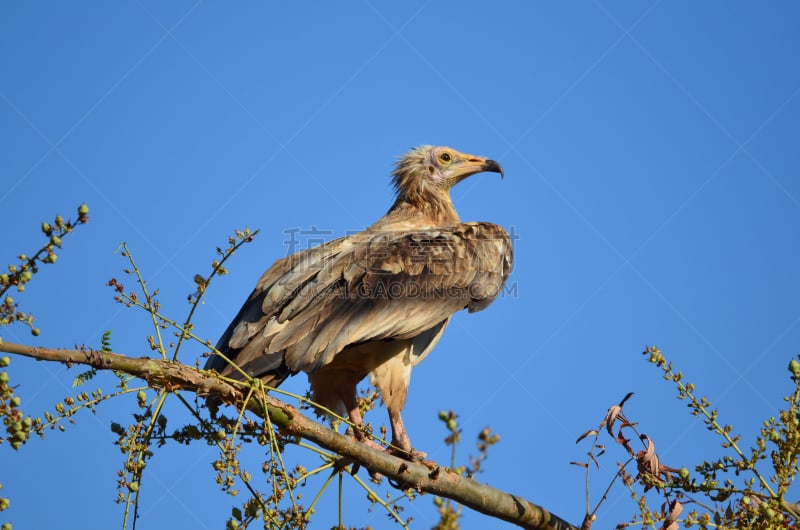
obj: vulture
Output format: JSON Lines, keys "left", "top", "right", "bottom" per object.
{"left": 206, "top": 145, "right": 513, "bottom": 459}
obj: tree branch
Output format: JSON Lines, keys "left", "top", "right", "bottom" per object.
{"left": 0, "top": 340, "right": 578, "bottom": 530}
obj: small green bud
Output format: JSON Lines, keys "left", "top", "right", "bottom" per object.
{"left": 22, "top": 417, "right": 32, "bottom": 429}
{"left": 136, "top": 391, "right": 147, "bottom": 406}
{"left": 679, "top": 467, "right": 689, "bottom": 480}
{"left": 438, "top": 410, "right": 448, "bottom": 421}
{"left": 226, "top": 519, "right": 239, "bottom": 530}
{"left": 7, "top": 265, "right": 16, "bottom": 273}
{"left": 216, "top": 429, "right": 226, "bottom": 440}
{"left": 50, "top": 236, "right": 62, "bottom": 247}
{"left": 0, "top": 357, "right": 9, "bottom": 367}
{"left": 128, "top": 482, "right": 139, "bottom": 492}
{"left": 41, "top": 222, "right": 51, "bottom": 234}
{"left": 4, "top": 296, "right": 13, "bottom": 306}
{"left": 19, "top": 271, "right": 32, "bottom": 282}
{"left": 78, "top": 204, "right": 89, "bottom": 216}
{"left": 54, "top": 215, "right": 64, "bottom": 228}
{"left": 446, "top": 418, "right": 457, "bottom": 431}
{"left": 31, "top": 328, "right": 40, "bottom": 337}
{"left": 44, "top": 253, "right": 58, "bottom": 264}
{"left": 0, "top": 498, "right": 10, "bottom": 511}
{"left": 0, "top": 372, "right": 9, "bottom": 384}
{"left": 0, "top": 273, "right": 8, "bottom": 284}
{"left": 10, "top": 396, "right": 21, "bottom": 407}
{"left": 790, "top": 359, "right": 800, "bottom": 375}
{"left": 1, "top": 523, "right": 11, "bottom": 530}
{"left": 10, "top": 440, "right": 22, "bottom": 450}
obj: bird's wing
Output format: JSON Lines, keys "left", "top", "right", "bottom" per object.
{"left": 207, "top": 222, "right": 513, "bottom": 378}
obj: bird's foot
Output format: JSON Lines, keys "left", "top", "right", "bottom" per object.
{"left": 387, "top": 445, "right": 427, "bottom": 462}
{"left": 333, "top": 434, "right": 387, "bottom": 481}
{"left": 334, "top": 460, "right": 385, "bottom": 483}
{"left": 360, "top": 437, "right": 387, "bottom": 452}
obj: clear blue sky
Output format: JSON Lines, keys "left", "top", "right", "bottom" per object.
{"left": 2, "top": 2, "right": 800, "bottom": 528}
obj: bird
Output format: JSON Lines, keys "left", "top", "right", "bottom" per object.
{"left": 205, "top": 145, "right": 513, "bottom": 459}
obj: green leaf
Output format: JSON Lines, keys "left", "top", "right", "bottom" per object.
{"left": 72, "top": 369, "right": 97, "bottom": 388}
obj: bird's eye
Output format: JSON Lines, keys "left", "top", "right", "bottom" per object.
{"left": 439, "top": 152, "right": 452, "bottom": 163}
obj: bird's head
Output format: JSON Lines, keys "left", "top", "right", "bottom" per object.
{"left": 391, "top": 146, "right": 504, "bottom": 202}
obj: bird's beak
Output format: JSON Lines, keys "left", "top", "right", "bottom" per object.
{"left": 482, "top": 159, "right": 504, "bottom": 178}
{"left": 452, "top": 153, "right": 505, "bottom": 184}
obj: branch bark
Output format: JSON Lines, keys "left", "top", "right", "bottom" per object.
{"left": 0, "top": 340, "right": 578, "bottom": 530}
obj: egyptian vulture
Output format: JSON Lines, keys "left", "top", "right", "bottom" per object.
{"left": 206, "top": 145, "right": 513, "bottom": 459}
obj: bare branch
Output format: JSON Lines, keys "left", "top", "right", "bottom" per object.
{"left": 0, "top": 340, "right": 578, "bottom": 530}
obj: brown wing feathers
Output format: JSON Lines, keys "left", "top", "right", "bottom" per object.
{"left": 208, "top": 222, "right": 511, "bottom": 381}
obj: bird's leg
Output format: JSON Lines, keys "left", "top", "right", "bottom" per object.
{"left": 336, "top": 391, "right": 387, "bottom": 481}
{"left": 387, "top": 408, "right": 426, "bottom": 461}
{"left": 343, "top": 393, "right": 384, "bottom": 451}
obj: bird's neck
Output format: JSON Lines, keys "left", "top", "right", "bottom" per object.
{"left": 384, "top": 190, "right": 461, "bottom": 228}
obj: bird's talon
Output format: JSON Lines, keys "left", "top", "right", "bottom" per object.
{"left": 360, "top": 438, "right": 386, "bottom": 452}
{"left": 334, "top": 455, "right": 383, "bottom": 481}
{"left": 333, "top": 456, "right": 356, "bottom": 473}
{"left": 419, "top": 458, "right": 438, "bottom": 470}
{"left": 387, "top": 446, "right": 427, "bottom": 461}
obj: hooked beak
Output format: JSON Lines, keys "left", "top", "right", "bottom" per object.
{"left": 482, "top": 159, "right": 504, "bottom": 178}
{"left": 451, "top": 152, "right": 505, "bottom": 184}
